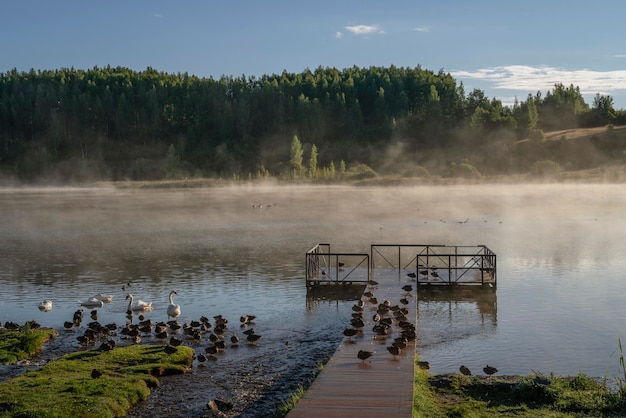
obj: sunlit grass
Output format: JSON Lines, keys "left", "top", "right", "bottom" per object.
{"left": 0, "top": 323, "right": 57, "bottom": 364}
{"left": 412, "top": 355, "right": 444, "bottom": 418}
{"left": 0, "top": 344, "right": 193, "bottom": 418}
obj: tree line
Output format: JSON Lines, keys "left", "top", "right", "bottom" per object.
{"left": 0, "top": 65, "right": 623, "bottom": 181}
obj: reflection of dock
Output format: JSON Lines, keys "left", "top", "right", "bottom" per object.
{"left": 417, "top": 286, "right": 497, "bottom": 321}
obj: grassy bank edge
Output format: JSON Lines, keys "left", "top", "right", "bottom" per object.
{"left": 0, "top": 325, "right": 58, "bottom": 365}
{"left": 0, "top": 344, "right": 194, "bottom": 418}
{"left": 412, "top": 359, "right": 626, "bottom": 417}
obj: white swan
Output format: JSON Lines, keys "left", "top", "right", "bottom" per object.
{"left": 126, "top": 293, "right": 153, "bottom": 312}
{"left": 91, "top": 293, "right": 113, "bottom": 303}
{"left": 167, "top": 290, "right": 181, "bottom": 319}
{"left": 79, "top": 297, "right": 104, "bottom": 308}
{"left": 38, "top": 299, "right": 52, "bottom": 312}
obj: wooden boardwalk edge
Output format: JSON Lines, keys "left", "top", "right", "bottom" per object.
{"left": 288, "top": 274, "right": 417, "bottom": 417}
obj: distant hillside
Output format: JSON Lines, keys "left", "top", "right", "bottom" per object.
{"left": 507, "top": 125, "right": 626, "bottom": 180}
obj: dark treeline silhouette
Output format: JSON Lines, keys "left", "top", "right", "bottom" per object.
{"left": 1, "top": 65, "right": 624, "bottom": 182}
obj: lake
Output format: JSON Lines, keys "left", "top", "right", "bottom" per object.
{"left": 1, "top": 183, "right": 625, "bottom": 415}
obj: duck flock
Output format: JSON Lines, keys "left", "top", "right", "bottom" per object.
{"left": 345, "top": 278, "right": 418, "bottom": 364}
{"left": 6, "top": 288, "right": 263, "bottom": 366}
{"left": 4, "top": 277, "right": 499, "bottom": 381}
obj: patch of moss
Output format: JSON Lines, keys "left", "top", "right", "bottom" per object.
{"left": 0, "top": 325, "right": 58, "bottom": 365}
{"left": 0, "top": 344, "right": 193, "bottom": 418}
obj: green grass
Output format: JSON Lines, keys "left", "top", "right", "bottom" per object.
{"left": 0, "top": 344, "right": 194, "bottom": 418}
{"left": 412, "top": 368, "right": 626, "bottom": 418}
{"left": 0, "top": 324, "right": 58, "bottom": 364}
{"left": 413, "top": 355, "right": 444, "bottom": 418}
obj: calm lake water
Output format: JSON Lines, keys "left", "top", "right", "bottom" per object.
{"left": 1, "top": 183, "right": 625, "bottom": 415}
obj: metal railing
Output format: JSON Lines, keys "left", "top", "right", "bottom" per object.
{"left": 306, "top": 244, "right": 370, "bottom": 287}
{"left": 307, "top": 243, "right": 496, "bottom": 288}
{"left": 370, "top": 244, "right": 497, "bottom": 288}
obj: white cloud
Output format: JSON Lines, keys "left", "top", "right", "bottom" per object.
{"left": 335, "top": 31, "right": 343, "bottom": 39}
{"left": 613, "top": 54, "right": 626, "bottom": 58}
{"left": 153, "top": 13, "right": 162, "bottom": 19}
{"left": 345, "top": 24, "right": 384, "bottom": 35}
{"left": 414, "top": 26, "right": 430, "bottom": 32}
{"left": 451, "top": 65, "right": 626, "bottom": 96}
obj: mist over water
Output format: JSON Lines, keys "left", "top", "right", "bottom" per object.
{"left": 1, "top": 184, "right": 626, "bottom": 414}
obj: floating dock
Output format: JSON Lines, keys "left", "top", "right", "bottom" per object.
{"left": 291, "top": 243, "right": 497, "bottom": 417}
{"left": 306, "top": 243, "right": 496, "bottom": 290}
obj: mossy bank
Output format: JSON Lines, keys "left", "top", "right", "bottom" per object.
{"left": 0, "top": 344, "right": 194, "bottom": 418}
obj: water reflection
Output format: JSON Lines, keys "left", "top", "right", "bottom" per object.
{"left": 306, "top": 285, "right": 365, "bottom": 311}
{"left": 418, "top": 287, "right": 497, "bottom": 321}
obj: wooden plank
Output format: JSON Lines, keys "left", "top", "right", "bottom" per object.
{"left": 288, "top": 272, "right": 417, "bottom": 418}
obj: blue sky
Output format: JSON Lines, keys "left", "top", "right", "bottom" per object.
{"left": 3, "top": 1, "right": 626, "bottom": 108}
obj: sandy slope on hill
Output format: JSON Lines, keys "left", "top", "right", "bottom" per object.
{"left": 543, "top": 125, "right": 626, "bottom": 141}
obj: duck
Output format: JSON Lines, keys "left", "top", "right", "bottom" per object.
{"left": 38, "top": 299, "right": 52, "bottom": 312}
{"left": 167, "top": 320, "right": 181, "bottom": 331}
{"left": 79, "top": 297, "right": 104, "bottom": 308}
{"left": 357, "top": 350, "right": 373, "bottom": 363}
{"left": 170, "top": 336, "right": 183, "bottom": 347}
{"left": 483, "top": 365, "right": 498, "bottom": 376}
{"left": 387, "top": 345, "right": 400, "bottom": 358}
{"left": 393, "top": 337, "right": 408, "bottom": 350}
{"left": 343, "top": 328, "right": 358, "bottom": 338}
{"left": 460, "top": 365, "right": 472, "bottom": 376}
{"left": 350, "top": 318, "right": 365, "bottom": 328}
{"left": 163, "top": 345, "right": 178, "bottom": 355}
{"left": 126, "top": 294, "right": 152, "bottom": 312}
{"left": 167, "top": 291, "right": 181, "bottom": 319}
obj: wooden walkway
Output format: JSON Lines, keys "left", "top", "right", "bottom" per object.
{"left": 288, "top": 271, "right": 417, "bottom": 417}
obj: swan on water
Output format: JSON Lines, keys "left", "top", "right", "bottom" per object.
{"left": 91, "top": 293, "right": 113, "bottom": 303}
{"left": 126, "top": 293, "right": 153, "bottom": 312}
{"left": 79, "top": 297, "right": 104, "bottom": 308}
{"left": 38, "top": 299, "right": 52, "bottom": 312}
{"left": 167, "top": 290, "right": 181, "bottom": 319}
